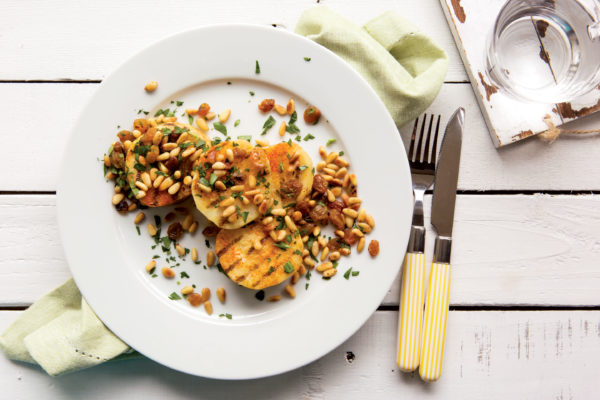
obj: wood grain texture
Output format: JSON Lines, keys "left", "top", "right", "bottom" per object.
{"left": 3, "top": 83, "right": 600, "bottom": 191}
{"left": 1, "top": 310, "right": 599, "bottom": 399}
{"left": 0, "top": 0, "right": 466, "bottom": 81}
{"left": 2, "top": 194, "right": 599, "bottom": 307}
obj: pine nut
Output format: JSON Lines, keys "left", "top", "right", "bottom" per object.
{"left": 135, "top": 190, "right": 147, "bottom": 199}
{"left": 255, "top": 139, "right": 269, "bottom": 147}
{"left": 336, "top": 157, "right": 350, "bottom": 167}
{"left": 304, "top": 257, "right": 315, "bottom": 268}
{"left": 326, "top": 190, "right": 335, "bottom": 202}
{"left": 175, "top": 244, "right": 185, "bottom": 257}
{"left": 335, "top": 230, "right": 345, "bottom": 238}
{"left": 326, "top": 163, "right": 340, "bottom": 171}
{"left": 152, "top": 175, "right": 164, "bottom": 189}
{"left": 311, "top": 226, "right": 320, "bottom": 237}
{"left": 343, "top": 174, "right": 351, "bottom": 188}
{"left": 349, "top": 174, "right": 357, "bottom": 186}
{"left": 352, "top": 228, "right": 364, "bottom": 238}
{"left": 317, "top": 236, "right": 327, "bottom": 247}
{"left": 343, "top": 208, "right": 358, "bottom": 218}
{"left": 216, "top": 109, "right": 230, "bottom": 123}
{"left": 186, "top": 108, "right": 198, "bottom": 115}
{"left": 158, "top": 177, "right": 173, "bottom": 191}
{"left": 190, "top": 149, "right": 203, "bottom": 162}
{"left": 331, "top": 187, "right": 342, "bottom": 197}
{"left": 162, "top": 143, "right": 177, "bottom": 151}
{"left": 335, "top": 167, "right": 348, "bottom": 178}
{"left": 223, "top": 148, "right": 234, "bottom": 162}
{"left": 284, "top": 284, "right": 296, "bottom": 298}
{"left": 200, "top": 287, "right": 211, "bottom": 302}
{"left": 158, "top": 162, "right": 169, "bottom": 175}
{"left": 322, "top": 174, "right": 333, "bottom": 182}
{"left": 206, "top": 112, "right": 216, "bottom": 121}
{"left": 162, "top": 267, "right": 175, "bottom": 278}
{"left": 111, "top": 193, "right": 124, "bottom": 205}
{"left": 248, "top": 175, "right": 256, "bottom": 188}
{"left": 311, "top": 241, "right": 320, "bottom": 257}
{"left": 357, "top": 208, "right": 367, "bottom": 222}
{"left": 196, "top": 117, "right": 209, "bottom": 131}
{"left": 316, "top": 161, "right": 326, "bottom": 171}
{"left": 342, "top": 194, "right": 351, "bottom": 206}
{"left": 152, "top": 131, "right": 162, "bottom": 145}
{"left": 276, "top": 230, "right": 287, "bottom": 242}
{"left": 357, "top": 237, "right": 366, "bottom": 253}
{"left": 144, "top": 81, "right": 158, "bottom": 92}
{"left": 212, "top": 161, "right": 227, "bottom": 170}
{"left": 181, "top": 286, "right": 194, "bottom": 295}
{"left": 147, "top": 223, "right": 157, "bottom": 236}
{"left": 299, "top": 264, "right": 307, "bottom": 275}
{"left": 326, "top": 152, "right": 338, "bottom": 164}
{"left": 114, "top": 185, "right": 122, "bottom": 194}
{"left": 139, "top": 173, "right": 151, "bottom": 188}
{"left": 253, "top": 193, "right": 264, "bottom": 205}
{"left": 191, "top": 247, "right": 198, "bottom": 262}
{"left": 216, "top": 287, "right": 226, "bottom": 303}
{"left": 198, "top": 183, "right": 212, "bottom": 193}
{"left": 182, "top": 214, "right": 194, "bottom": 230}
{"left": 279, "top": 121, "right": 286, "bottom": 136}
{"left": 284, "top": 215, "right": 297, "bottom": 231}
{"left": 189, "top": 221, "right": 198, "bottom": 234}
{"left": 358, "top": 222, "right": 372, "bottom": 233}
{"left": 302, "top": 235, "right": 309, "bottom": 243}
{"left": 230, "top": 184, "right": 245, "bottom": 192}
{"left": 244, "top": 189, "right": 260, "bottom": 196}
{"left": 262, "top": 216, "right": 274, "bottom": 225}
{"left": 268, "top": 295, "right": 281, "bottom": 302}
{"left": 220, "top": 197, "right": 235, "bottom": 207}
{"left": 316, "top": 262, "right": 333, "bottom": 272}
{"left": 145, "top": 260, "right": 156, "bottom": 273}
{"left": 222, "top": 205, "right": 236, "bottom": 218}
{"left": 133, "top": 213, "right": 145, "bottom": 225}
{"left": 269, "top": 230, "right": 278, "bottom": 241}
{"left": 206, "top": 251, "right": 215, "bottom": 267}
{"left": 214, "top": 180, "right": 226, "bottom": 191}
{"left": 323, "top": 268, "right": 337, "bottom": 278}
{"left": 258, "top": 200, "right": 270, "bottom": 214}
{"left": 329, "top": 251, "right": 341, "bottom": 261}
{"left": 176, "top": 133, "right": 189, "bottom": 144}
{"left": 183, "top": 176, "right": 192, "bottom": 186}
{"left": 169, "top": 147, "right": 181, "bottom": 157}
{"left": 286, "top": 99, "right": 295, "bottom": 115}
{"left": 253, "top": 239, "right": 263, "bottom": 250}
{"left": 319, "top": 146, "right": 327, "bottom": 159}
{"left": 345, "top": 216, "right": 354, "bottom": 228}
{"left": 216, "top": 153, "right": 225, "bottom": 162}
{"left": 167, "top": 182, "right": 181, "bottom": 195}
{"left": 320, "top": 246, "right": 329, "bottom": 261}
{"left": 340, "top": 247, "right": 351, "bottom": 256}
{"left": 135, "top": 181, "right": 148, "bottom": 192}
{"left": 204, "top": 300, "right": 213, "bottom": 315}
{"left": 292, "top": 211, "right": 302, "bottom": 221}
{"left": 271, "top": 208, "right": 286, "bottom": 216}
{"left": 157, "top": 152, "right": 170, "bottom": 161}
{"left": 182, "top": 146, "right": 196, "bottom": 158}
{"left": 291, "top": 272, "right": 300, "bottom": 285}
{"left": 103, "top": 155, "right": 111, "bottom": 167}
{"left": 366, "top": 214, "right": 375, "bottom": 228}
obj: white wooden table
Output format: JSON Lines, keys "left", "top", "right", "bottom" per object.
{"left": 1, "top": 1, "right": 600, "bottom": 398}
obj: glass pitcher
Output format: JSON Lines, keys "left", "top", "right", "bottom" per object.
{"left": 486, "top": 0, "right": 600, "bottom": 103}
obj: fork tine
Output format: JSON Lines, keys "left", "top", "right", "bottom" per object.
{"left": 408, "top": 117, "right": 419, "bottom": 162}
{"left": 430, "top": 115, "right": 441, "bottom": 165}
{"left": 414, "top": 114, "right": 427, "bottom": 163}
{"left": 423, "top": 114, "right": 434, "bottom": 164}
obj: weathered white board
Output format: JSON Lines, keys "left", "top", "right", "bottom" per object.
{"left": 2, "top": 194, "right": 599, "bottom": 307}
{"left": 1, "top": 310, "right": 599, "bottom": 400}
{"left": 3, "top": 83, "right": 600, "bottom": 192}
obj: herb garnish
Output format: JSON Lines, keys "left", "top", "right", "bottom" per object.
{"left": 168, "top": 292, "right": 181, "bottom": 300}
{"left": 326, "top": 138, "right": 337, "bottom": 146}
{"left": 214, "top": 122, "right": 227, "bottom": 135}
{"left": 234, "top": 119, "right": 241, "bottom": 127}
{"left": 303, "top": 133, "right": 315, "bottom": 141}
{"left": 304, "top": 57, "right": 311, "bottom": 62}
{"left": 237, "top": 135, "right": 252, "bottom": 142}
{"left": 219, "top": 313, "right": 233, "bottom": 319}
{"left": 261, "top": 116, "right": 276, "bottom": 135}
{"left": 283, "top": 262, "right": 295, "bottom": 273}
{"left": 255, "top": 60, "right": 261, "bottom": 74}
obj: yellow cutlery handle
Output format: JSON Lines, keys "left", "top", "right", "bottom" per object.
{"left": 397, "top": 252, "right": 426, "bottom": 372}
{"left": 419, "top": 262, "right": 451, "bottom": 382}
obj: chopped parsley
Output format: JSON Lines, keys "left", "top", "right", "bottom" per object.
{"left": 168, "top": 292, "right": 181, "bottom": 300}
{"left": 214, "top": 122, "right": 227, "bottom": 135}
{"left": 326, "top": 138, "right": 337, "bottom": 146}
{"left": 176, "top": 100, "right": 184, "bottom": 106}
{"left": 219, "top": 313, "right": 233, "bottom": 319}
{"left": 278, "top": 161, "right": 284, "bottom": 172}
{"left": 286, "top": 111, "right": 300, "bottom": 133}
{"left": 234, "top": 119, "right": 241, "bottom": 127}
{"left": 304, "top": 57, "right": 311, "bottom": 62}
{"left": 255, "top": 60, "right": 260, "bottom": 74}
{"left": 136, "top": 226, "right": 141, "bottom": 235}
{"left": 274, "top": 242, "right": 290, "bottom": 250}
{"left": 237, "top": 135, "right": 252, "bottom": 142}
{"left": 303, "top": 133, "right": 315, "bottom": 141}
{"left": 261, "top": 116, "right": 276, "bottom": 135}
{"left": 283, "top": 262, "right": 295, "bottom": 273}
{"left": 249, "top": 91, "right": 255, "bottom": 96}
{"left": 188, "top": 114, "right": 194, "bottom": 125}
{"left": 180, "top": 271, "right": 190, "bottom": 279}
{"left": 339, "top": 151, "right": 344, "bottom": 156}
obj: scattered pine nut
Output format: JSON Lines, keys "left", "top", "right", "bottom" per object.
{"left": 145, "top": 260, "right": 156, "bottom": 273}
{"left": 320, "top": 246, "right": 330, "bottom": 261}
{"left": 204, "top": 300, "right": 213, "bottom": 315}
{"left": 316, "top": 262, "right": 333, "bottom": 272}
{"left": 111, "top": 193, "right": 124, "bottom": 205}
{"left": 201, "top": 287, "right": 211, "bottom": 302}
{"left": 357, "top": 237, "right": 366, "bottom": 253}
{"left": 191, "top": 248, "right": 198, "bottom": 262}
{"left": 216, "top": 287, "right": 226, "bottom": 303}
{"left": 286, "top": 98, "right": 295, "bottom": 115}
{"left": 206, "top": 251, "right": 215, "bottom": 267}
{"left": 366, "top": 214, "right": 376, "bottom": 228}
{"left": 279, "top": 121, "right": 286, "bottom": 136}
{"left": 181, "top": 286, "right": 194, "bottom": 295}
{"left": 323, "top": 268, "right": 337, "bottom": 278}
{"left": 188, "top": 221, "right": 198, "bottom": 234}
{"left": 134, "top": 212, "right": 146, "bottom": 224}
{"left": 268, "top": 295, "right": 282, "bottom": 302}
{"left": 284, "top": 284, "right": 296, "bottom": 298}
{"left": 162, "top": 267, "right": 175, "bottom": 278}
{"left": 144, "top": 81, "right": 158, "bottom": 92}
{"left": 147, "top": 223, "right": 157, "bottom": 236}
{"left": 274, "top": 104, "right": 287, "bottom": 115}
{"left": 219, "top": 109, "right": 231, "bottom": 122}
{"left": 176, "top": 244, "right": 185, "bottom": 257}
{"left": 188, "top": 293, "right": 203, "bottom": 307}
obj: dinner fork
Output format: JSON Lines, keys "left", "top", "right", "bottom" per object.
{"left": 397, "top": 114, "right": 441, "bottom": 372}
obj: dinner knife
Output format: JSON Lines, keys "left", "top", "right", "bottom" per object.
{"left": 418, "top": 108, "right": 464, "bottom": 382}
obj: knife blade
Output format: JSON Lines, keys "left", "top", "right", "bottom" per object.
{"left": 430, "top": 107, "right": 464, "bottom": 262}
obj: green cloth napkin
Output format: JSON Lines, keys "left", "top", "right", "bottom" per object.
{"left": 296, "top": 6, "right": 448, "bottom": 128}
{"left": 0, "top": 6, "right": 447, "bottom": 377}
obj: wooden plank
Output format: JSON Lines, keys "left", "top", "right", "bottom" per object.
{"left": 0, "top": 0, "right": 466, "bottom": 82}
{"left": 2, "top": 194, "right": 599, "bottom": 307}
{"left": 1, "top": 310, "right": 599, "bottom": 399}
{"left": 3, "top": 82, "right": 600, "bottom": 191}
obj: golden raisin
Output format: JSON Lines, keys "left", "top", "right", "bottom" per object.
{"left": 188, "top": 292, "right": 204, "bottom": 307}
{"left": 368, "top": 240, "right": 380, "bottom": 257}
{"left": 303, "top": 106, "right": 321, "bottom": 125}
{"left": 198, "top": 103, "right": 210, "bottom": 117}
{"left": 258, "top": 99, "right": 275, "bottom": 112}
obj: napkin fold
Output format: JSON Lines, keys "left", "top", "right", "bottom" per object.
{"left": 296, "top": 7, "right": 448, "bottom": 128}
{"left": 0, "top": 6, "right": 447, "bottom": 377}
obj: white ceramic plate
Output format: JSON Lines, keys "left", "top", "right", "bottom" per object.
{"left": 57, "top": 25, "right": 412, "bottom": 379}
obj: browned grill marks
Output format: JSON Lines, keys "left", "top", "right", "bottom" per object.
{"left": 217, "top": 236, "right": 242, "bottom": 257}
{"left": 224, "top": 258, "right": 241, "bottom": 273}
